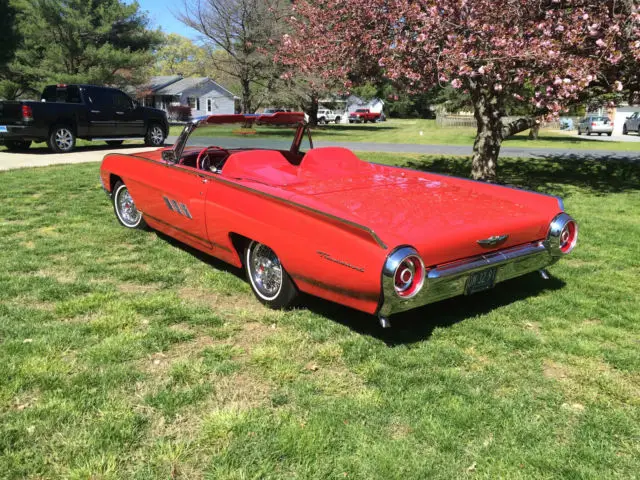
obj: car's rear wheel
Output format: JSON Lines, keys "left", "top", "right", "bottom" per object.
{"left": 145, "top": 123, "right": 165, "bottom": 147}
{"left": 245, "top": 241, "right": 298, "bottom": 309}
{"left": 607, "top": 132, "right": 612, "bottom": 136}
{"left": 48, "top": 125, "right": 76, "bottom": 153}
{"left": 577, "top": 128, "right": 581, "bottom": 135}
{"left": 112, "top": 180, "right": 147, "bottom": 229}
{"left": 106, "top": 140, "right": 124, "bottom": 146}
{"left": 4, "top": 140, "right": 31, "bottom": 151}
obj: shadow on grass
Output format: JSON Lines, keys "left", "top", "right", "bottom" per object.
{"left": 403, "top": 154, "right": 640, "bottom": 197}
{"left": 305, "top": 273, "right": 565, "bottom": 346}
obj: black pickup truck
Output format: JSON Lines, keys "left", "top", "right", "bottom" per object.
{"left": 0, "top": 84, "right": 169, "bottom": 153}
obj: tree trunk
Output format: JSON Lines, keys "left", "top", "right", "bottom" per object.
{"left": 528, "top": 122, "right": 540, "bottom": 140}
{"left": 241, "top": 78, "right": 252, "bottom": 114}
{"left": 306, "top": 96, "right": 319, "bottom": 126}
{"left": 469, "top": 82, "right": 538, "bottom": 181}
{"left": 470, "top": 86, "right": 502, "bottom": 182}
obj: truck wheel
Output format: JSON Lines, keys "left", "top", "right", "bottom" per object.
{"left": 4, "top": 140, "right": 31, "bottom": 151}
{"left": 145, "top": 123, "right": 165, "bottom": 147}
{"left": 112, "top": 181, "right": 147, "bottom": 230}
{"left": 48, "top": 125, "right": 76, "bottom": 153}
{"left": 335, "top": 117, "right": 341, "bottom": 124}
{"left": 106, "top": 140, "right": 124, "bottom": 146}
{"left": 245, "top": 241, "right": 298, "bottom": 309}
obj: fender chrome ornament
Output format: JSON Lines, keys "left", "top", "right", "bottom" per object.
{"left": 317, "top": 251, "right": 365, "bottom": 272}
{"left": 477, "top": 234, "right": 509, "bottom": 247}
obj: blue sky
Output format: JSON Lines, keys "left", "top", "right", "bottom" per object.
{"left": 132, "top": 0, "right": 198, "bottom": 39}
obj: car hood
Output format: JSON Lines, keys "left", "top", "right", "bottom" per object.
{"left": 283, "top": 164, "right": 560, "bottom": 265}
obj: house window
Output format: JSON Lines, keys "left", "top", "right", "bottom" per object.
{"left": 196, "top": 98, "right": 200, "bottom": 111}
{"left": 187, "top": 97, "right": 196, "bottom": 109}
{"left": 207, "top": 98, "right": 212, "bottom": 113}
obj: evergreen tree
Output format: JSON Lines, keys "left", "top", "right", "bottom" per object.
{"left": 4, "top": 0, "right": 162, "bottom": 98}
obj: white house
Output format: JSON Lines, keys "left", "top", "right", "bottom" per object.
{"left": 140, "top": 76, "right": 239, "bottom": 118}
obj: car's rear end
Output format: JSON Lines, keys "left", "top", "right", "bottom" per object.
{"left": 287, "top": 156, "right": 578, "bottom": 321}
{"left": 588, "top": 116, "right": 614, "bottom": 135}
{"left": 0, "top": 101, "right": 46, "bottom": 147}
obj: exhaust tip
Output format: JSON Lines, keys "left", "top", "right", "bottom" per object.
{"left": 379, "top": 316, "right": 391, "bottom": 329}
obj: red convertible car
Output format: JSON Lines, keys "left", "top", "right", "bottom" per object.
{"left": 100, "top": 113, "right": 577, "bottom": 327}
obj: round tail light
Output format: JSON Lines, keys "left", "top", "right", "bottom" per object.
{"left": 547, "top": 213, "right": 578, "bottom": 256}
{"left": 559, "top": 220, "right": 577, "bottom": 253}
{"left": 393, "top": 254, "right": 425, "bottom": 298}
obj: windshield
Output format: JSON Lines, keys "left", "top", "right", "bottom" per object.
{"left": 183, "top": 122, "right": 301, "bottom": 152}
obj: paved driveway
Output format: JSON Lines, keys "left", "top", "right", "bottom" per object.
{"left": 0, "top": 144, "right": 158, "bottom": 171}
{"left": 2, "top": 137, "right": 639, "bottom": 172}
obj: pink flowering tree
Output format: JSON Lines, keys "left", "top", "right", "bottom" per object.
{"left": 282, "top": 0, "right": 640, "bottom": 180}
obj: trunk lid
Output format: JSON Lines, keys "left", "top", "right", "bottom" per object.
{"left": 287, "top": 166, "right": 557, "bottom": 266}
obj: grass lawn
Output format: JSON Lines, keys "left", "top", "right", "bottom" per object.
{"left": 1, "top": 154, "right": 639, "bottom": 478}
{"left": 169, "top": 119, "right": 640, "bottom": 151}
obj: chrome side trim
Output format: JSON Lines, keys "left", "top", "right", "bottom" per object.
{"left": 379, "top": 242, "right": 555, "bottom": 317}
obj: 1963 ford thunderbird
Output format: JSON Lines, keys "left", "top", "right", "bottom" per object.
{"left": 100, "top": 113, "right": 577, "bottom": 327}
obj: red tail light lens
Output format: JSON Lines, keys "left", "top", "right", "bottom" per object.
{"left": 22, "top": 105, "right": 33, "bottom": 121}
{"left": 559, "top": 220, "right": 577, "bottom": 253}
{"left": 591, "top": 122, "right": 597, "bottom": 126}
{"left": 394, "top": 255, "right": 426, "bottom": 298}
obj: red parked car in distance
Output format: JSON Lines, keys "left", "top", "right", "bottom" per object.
{"left": 348, "top": 108, "right": 381, "bottom": 123}
{"left": 100, "top": 112, "right": 577, "bottom": 327}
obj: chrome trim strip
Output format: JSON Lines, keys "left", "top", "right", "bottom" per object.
{"left": 379, "top": 242, "right": 555, "bottom": 317}
{"left": 108, "top": 153, "right": 388, "bottom": 250}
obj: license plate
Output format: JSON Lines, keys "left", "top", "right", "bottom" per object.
{"left": 0, "top": 126, "right": 7, "bottom": 133}
{"left": 465, "top": 268, "right": 497, "bottom": 295}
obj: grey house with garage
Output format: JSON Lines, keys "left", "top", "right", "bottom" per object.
{"left": 140, "top": 76, "right": 239, "bottom": 119}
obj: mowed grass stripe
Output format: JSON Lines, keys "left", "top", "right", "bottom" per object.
{"left": 0, "top": 156, "right": 638, "bottom": 479}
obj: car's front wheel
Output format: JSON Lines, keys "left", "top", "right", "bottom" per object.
{"left": 145, "top": 123, "right": 165, "bottom": 147}
{"left": 623, "top": 125, "right": 628, "bottom": 135}
{"left": 245, "top": 241, "right": 298, "bottom": 309}
{"left": 3, "top": 140, "right": 31, "bottom": 151}
{"left": 112, "top": 181, "right": 147, "bottom": 229}
{"left": 48, "top": 125, "right": 76, "bottom": 153}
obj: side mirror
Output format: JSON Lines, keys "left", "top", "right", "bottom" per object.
{"left": 162, "top": 150, "right": 177, "bottom": 163}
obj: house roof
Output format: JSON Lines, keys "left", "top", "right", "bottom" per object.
{"left": 146, "top": 75, "right": 182, "bottom": 92}
{"left": 154, "top": 77, "right": 238, "bottom": 100}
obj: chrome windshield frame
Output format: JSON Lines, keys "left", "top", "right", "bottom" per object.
{"left": 163, "top": 114, "right": 308, "bottom": 165}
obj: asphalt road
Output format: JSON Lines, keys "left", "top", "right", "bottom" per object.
{"left": 1, "top": 136, "right": 638, "bottom": 171}
{"left": 167, "top": 136, "right": 640, "bottom": 161}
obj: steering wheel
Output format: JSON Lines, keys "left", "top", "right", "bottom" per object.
{"left": 196, "top": 146, "right": 227, "bottom": 171}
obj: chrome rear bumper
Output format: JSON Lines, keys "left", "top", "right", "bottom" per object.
{"left": 378, "top": 242, "right": 556, "bottom": 317}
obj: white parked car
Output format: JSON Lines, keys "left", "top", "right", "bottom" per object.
{"left": 577, "top": 116, "right": 613, "bottom": 136}
{"left": 623, "top": 112, "right": 640, "bottom": 135}
{"left": 317, "top": 109, "right": 342, "bottom": 124}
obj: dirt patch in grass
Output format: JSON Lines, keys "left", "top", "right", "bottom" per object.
{"left": 178, "top": 287, "right": 268, "bottom": 317}
{"left": 389, "top": 422, "right": 413, "bottom": 440}
{"left": 117, "top": 282, "right": 162, "bottom": 294}
{"left": 34, "top": 268, "right": 77, "bottom": 284}
{"left": 543, "top": 358, "right": 640, "bottom": 405}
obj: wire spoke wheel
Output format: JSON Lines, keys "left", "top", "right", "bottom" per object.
{"left": 115, "top": 184, "right": 142, "bottom": 227}
{"left": 249, "top": 243, "right": 283, "bottom": 300}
